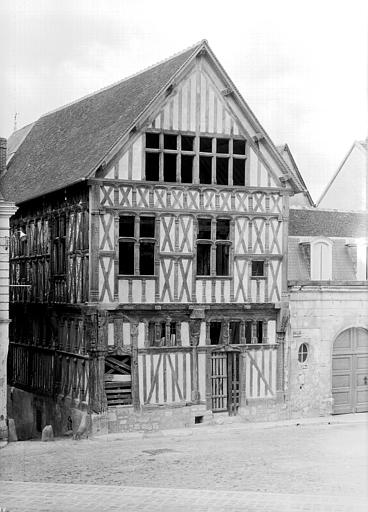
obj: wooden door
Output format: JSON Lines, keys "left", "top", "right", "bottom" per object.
{"left": 211, "top": 351, "right": 240, "bottom": 415}
{"left": 104, "top": 355, "right": 132, "bottom": 407}
{"left": 332, "top": 328, "right": 368, "bottom": 414}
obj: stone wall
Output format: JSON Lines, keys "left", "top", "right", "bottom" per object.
{"left": 287, "top": 285, "right": 368, "bottom": 417}
{"left": 101, "top": 404, "right": 210, "bottom": 434}
{"left": 0, "top": 197, "right": 17, "bottom": 441}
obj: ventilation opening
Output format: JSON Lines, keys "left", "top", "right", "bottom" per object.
{"left": 195, "top": 415, "right": 204, "bottom": 424}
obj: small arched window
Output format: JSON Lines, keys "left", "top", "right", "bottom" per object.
{"left": 298, "top": 343, "right": 309, "bottom": 363}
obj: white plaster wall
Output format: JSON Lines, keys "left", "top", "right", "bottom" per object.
{"left": 288, "top": 286, "right": 368, "bottom": 417}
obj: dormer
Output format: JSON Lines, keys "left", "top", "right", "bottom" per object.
{"left": 299, "top": 236, "right": 333, "bottom": 281}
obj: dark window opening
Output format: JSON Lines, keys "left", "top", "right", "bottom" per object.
{"left": 216, "top": 244, "right": 229, "bottom": 276}
{"left": 164, "top": 134, "right": 177, "bottom": 150}
{"left": 164, "top": 153, "right": 177, "bottom": 182}
{"left": 198, "top": 219, "right": 211, "bottom": 239}
{"left": 233, "top": 139, "right": 246, "bottom": 155}
{"left": 181, "top": 155, "right": 193, "bottom": 183}
{"left": 195, "top": 415, "right": 204, "bottom": 424}
{"left": 216, "top": 157, "right": 229, "bottom": 185}
{"left": 146, "top": 133, "right": 160, "bottom": 149}
{"left": 145, "top": 152, "right": 160, "bottom": 181}
{"left": 245, "top": 322, "right": 252, "bottom": 343}
{"left": 252, "top": 260, "right": 265, "bottom": 277}
{"left": 199, "top": 156, "right": 212, "bottom": 184}
{"left": 233, "top": 158, "right": 245, "bottom": 186}
{"left": 230, "top": 322, "right": 240, "bottom": 344}
{"left": 182, "top": 135, "right": 194, "bottom": 151}
{"left": 216, "top": 138, "right": 229, "bottom": 154}
{"left": 216, "top": 220, "right": 230, "bottom": 240}
{"left": 119, "top": 216, "right": 135, "bottom": 237}
{"left": 210, "top": 322, "right": 222, "bottom": 344}
{"left": 36, "top": 409, "right": 42, "bottom": 433}
{"left": 140, "top": 217, "right": 155, "bottom": 238}
{"left": 139, "top": 242, "right": 155, "bottom": 275}
{"left": 200, "top": 137, "right": 212, "bottom": 153}
{"left": 119, "top": 241, "right": 134, "bottom": 274}
{"left": 148, "top": 321, "right": 177, "bottom": 346}
{"left": 298, "top": 343, "right": 308, "bottom": 363}
{"left": 197, "top": 244, "right": 211, "bottom": 275}
{"left": 256, "top": 321, "right": 263, "bottom": 344}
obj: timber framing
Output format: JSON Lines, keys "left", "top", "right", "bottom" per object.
{"left": 5, "top": 41, "right": 295, "bottom": 435}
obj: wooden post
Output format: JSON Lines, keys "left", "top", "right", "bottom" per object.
{"left": 131, "top": 322, "right": 140, "bottom": 410}
{"left": 189, "top": 319, "right": 201, "bottom": 402}
{"left": 239, "top": 352, "right": 247, "bottom": 408}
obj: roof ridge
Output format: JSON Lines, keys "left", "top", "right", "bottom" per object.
{"left": 40, "top": 40, "right": 206, "bottom": 121}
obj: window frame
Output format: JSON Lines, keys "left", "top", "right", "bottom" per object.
{"left": 52, "top": 214, "right": 66, "bottom": 276}
{"left": 118, "top": 214, "right": 156, "bottom": 276}
{"left": 144, "top": 131, "right": 247, "bottom": 186}
{"left": 196, "top": 217, "right": 231, "bottom": 277}
{"left": 206, "top": 319, "right": 266, "bottom": 345}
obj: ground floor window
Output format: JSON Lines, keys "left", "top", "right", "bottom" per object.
{"left": 148, "top": 321, "right": 178, "bottom": 346}
{"left": 208, "top": 320, "right": 265, "bottom": 344}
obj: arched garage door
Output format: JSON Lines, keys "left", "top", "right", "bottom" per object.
{"left": 332, "top": 327, "right": 368, "bottom": 414}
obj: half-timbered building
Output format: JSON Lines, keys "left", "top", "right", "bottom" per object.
{"left": 1, "top": 41, "right": 303, "bottom": 437}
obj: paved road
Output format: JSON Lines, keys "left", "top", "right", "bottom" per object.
{"left": 0, "top": 416, "right": 367, "bottom": 511}
{"left": 0, "top": 481, "right": 367, "bottom": 512}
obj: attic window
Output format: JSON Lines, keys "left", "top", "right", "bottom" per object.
{"left": 146, "top": 133, "right": 159, "bottom": 149}
{"left": 144, "top": 132, "right": 247, "bottom": 185}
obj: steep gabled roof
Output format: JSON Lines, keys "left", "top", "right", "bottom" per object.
{"left": 317, "top": 140, "right": 367, "bottom": 207}
{"left": 1, "top": 42, "right": 204, "bottom": 204}
{"left": 289, "top": 207, "right": 368, "bottom": 238}
{"left": 1, "top": 39, "right": 300, "bottom": 205}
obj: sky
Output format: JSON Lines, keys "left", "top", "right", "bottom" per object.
{"left": 0, "top": 0, "right": 367, "bottom": 202}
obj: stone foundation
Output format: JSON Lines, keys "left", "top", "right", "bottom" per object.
{"left": 7, "top": 386, "right": 86, "bottom": 440}
{"left": 97, "top": 403, "right": 210, "bottom": 434}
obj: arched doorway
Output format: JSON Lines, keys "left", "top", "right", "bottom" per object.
{"left": 332, "top": 327, "right": 368, "bottom": 414}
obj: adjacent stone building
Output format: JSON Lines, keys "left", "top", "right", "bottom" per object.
{"left": 0, "top": 138, "right": 18, "bottom": 442}
{"left": 287, "top": 208, "right": 368, "bottom": 416}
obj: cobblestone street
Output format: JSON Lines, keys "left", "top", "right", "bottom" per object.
{"left": 0, "top": 415, "right": 367, "bottom": 511}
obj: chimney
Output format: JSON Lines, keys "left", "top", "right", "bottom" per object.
{"left": 0, "top": 138, "right": 6, "bottom": 175}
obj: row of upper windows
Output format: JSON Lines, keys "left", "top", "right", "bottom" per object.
{"left": 144, "top": 132, "right": 247, "bottom": 186}
{"left": 147, "top": 320, "right": 266, "bottom": 347}
{"left": 119, "top": 215, "right": 265, "bottom": 277}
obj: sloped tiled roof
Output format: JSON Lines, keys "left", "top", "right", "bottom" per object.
{"left": 1, "top": 42, "right": 203, "bottom": 204}
{"left": 289, "top": 208, "right": 368, "bottom": 238}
